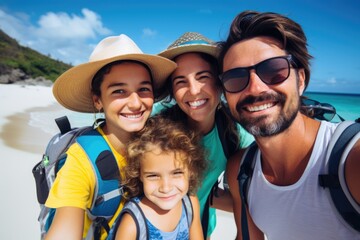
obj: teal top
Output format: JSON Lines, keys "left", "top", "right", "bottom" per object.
{"left": 151, "top": 102, "right": 254, "bottom": 236}
{"left": 199, "top": 123, "right": 253, "bottom": 236}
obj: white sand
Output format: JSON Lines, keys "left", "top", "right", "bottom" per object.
{"left": 0, "top": 84, "right": 237, "bottom": 239}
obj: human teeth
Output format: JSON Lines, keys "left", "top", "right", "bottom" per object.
{"left": 247, "top": 103, "right": 273, "bottom": 112}
{"left": 189, "top": 99, "right": 206, "bottom": 107}
{"left": 124, "top": 113, "right": 142, "bottom": 119}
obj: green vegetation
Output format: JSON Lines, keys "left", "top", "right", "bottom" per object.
{"left": 0, "top": 29, "right": 72, "bottom": 82}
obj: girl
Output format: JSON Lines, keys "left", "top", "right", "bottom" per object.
{"left": 114, "top": 115, "right": 207, "bottom": 240}
{"left": 45, "top": 34, "right": 176, "bottom": 240}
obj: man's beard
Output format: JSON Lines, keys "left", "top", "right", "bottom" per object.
{"left": 235, "top": 93, "right": 300, "bottom": 137}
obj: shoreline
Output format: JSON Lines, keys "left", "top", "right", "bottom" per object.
{"left": 0, "top": 84, "right": 236, "bottom": 239}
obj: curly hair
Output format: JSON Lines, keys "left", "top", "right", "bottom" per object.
{"left": 123, "top": 115, "right": 207, "bottom": 198}
{"left": 218, "top": 10, "right": 313, "bottom": 91}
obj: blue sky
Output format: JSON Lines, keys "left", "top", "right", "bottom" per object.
{"left": 1, "top": 0, "right": 359, "bottom": 94}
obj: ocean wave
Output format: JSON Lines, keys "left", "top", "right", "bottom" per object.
{"left": 29, "top": 110, "right": 94, "bottom": 135}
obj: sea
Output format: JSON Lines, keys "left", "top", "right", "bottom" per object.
{"left": 303, "top": 91, "right": 360, "bottom": 122}
{"left": 29, "top": 91, "right": 360, "bottom": 136}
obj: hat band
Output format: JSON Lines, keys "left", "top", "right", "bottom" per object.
{"left": 177, "top": 40, "right": 212, "bottom": 46}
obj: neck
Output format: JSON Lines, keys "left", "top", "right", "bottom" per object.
{"left": 187, "top": 111, "right": 217, "bottom": 135}
{"left": 101, "top": 124, "right": 129, "bottom": 155}
{"left": 256, "top": 114, "right": 320, "bottom": 185}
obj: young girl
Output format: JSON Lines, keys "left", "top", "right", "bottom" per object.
{"left": 114, "top": 115, "right": 207, "bottom": 240}
{"left": 44, "top": 34, "right": 176, "bottom": 240}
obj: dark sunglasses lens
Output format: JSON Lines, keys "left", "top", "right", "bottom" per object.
{"left": 221, "top": 68, "right": 249, "bottom": 93}
{"left": 321, "top": 103, "right": 336, "bottom": 121}
{"left": 257, "top": 58, "right": 290, "bottom": 84}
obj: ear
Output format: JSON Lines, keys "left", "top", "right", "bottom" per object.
{"left": 92, "top": 94, "right": 103, "bottom": 111}
{"left": 297, "top": 68, "right": 306, "bottom": 96}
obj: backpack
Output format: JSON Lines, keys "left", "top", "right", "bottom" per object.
{"left": 32, "top": 116, "right": 124, "bottom": 240}
{"left": 106, "top": 194, "right": 193, "bottom": 240}
{"left": 237, "top": 121, "right": 360, "bottom": 240}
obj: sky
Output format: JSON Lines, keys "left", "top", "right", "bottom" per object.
{"left": 0, "top": 0, "right": 359, "bottom": 94}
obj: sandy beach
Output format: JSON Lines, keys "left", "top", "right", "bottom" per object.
{"left": 0, "top": 84, "right": 236, "bottom": 239}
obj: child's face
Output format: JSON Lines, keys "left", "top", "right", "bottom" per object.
{"left": 93, "top": 62, "right": 154, "bottom": 134}
{"left": 140, "top": 146, "right": 189, "bottom": 211}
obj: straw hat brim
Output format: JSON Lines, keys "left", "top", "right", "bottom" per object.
{"left": 53, "top": 54, "right": 177, "bottom": 113}
{"left": 158, "top": 44, "right": 219, "bottom": 60}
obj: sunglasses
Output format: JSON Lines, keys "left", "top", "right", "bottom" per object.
{"left": 220, "top": 55, "right": 295, "bottom": 93}
{"left": 301, "top": 98, "right": 345, "bottom": 122}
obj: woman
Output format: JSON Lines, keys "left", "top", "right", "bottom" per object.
{"left": 155, "top": 32, "right": 254, "bottom": 239}
{"left": 44, "top": 34, "right": 176, "bottom": 240}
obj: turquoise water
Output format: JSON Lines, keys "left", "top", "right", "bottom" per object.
{"left": 303, "top": 92, "right": 360, "bottom": 122}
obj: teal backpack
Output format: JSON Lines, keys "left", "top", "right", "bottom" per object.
{"left": 238, "top": 121, "right": 360, "bottom": 240}
{"left": 32, "top": 116, "right": 124, "bottom": 240}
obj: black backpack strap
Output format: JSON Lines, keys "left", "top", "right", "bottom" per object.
{"left": 55, "top": 116, "right": 72, "bottom": 134}
{"left": 237, "top": 142, "right": 258, "bottom": 240}
{"left": 215, "top": 111, "right": 238, "bottom": 158}
{"left": 319, "top": 122, "right": 360, "bottom": 231}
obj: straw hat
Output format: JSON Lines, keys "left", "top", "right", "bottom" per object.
{"left": 53, "top": 34, "right": 177, "bottom": 113}
{"left": 158, "top": 32, "right": 219, "bottom": 60}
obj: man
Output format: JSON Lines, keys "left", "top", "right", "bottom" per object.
{"left": 218, "top": 10, "right": 360, "bottom": 240}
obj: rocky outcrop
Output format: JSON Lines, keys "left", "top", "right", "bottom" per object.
{"left": 0, "top": 68, "right": 53, "bottom": 86}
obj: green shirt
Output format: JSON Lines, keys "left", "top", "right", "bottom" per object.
{"left": 199, "top": 123, "right": 253, "bottom": 235}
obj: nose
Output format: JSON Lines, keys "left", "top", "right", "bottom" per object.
{"left": 245, "top": 70, "right": 269, "bottom": 94}
{"left": 127, "top": 92, "right": 142, "bottom": 110}
{"left": 159, "top": 177, "right": 173, "bottom": 193}
{"left": 188, "top": 78, "right": 201, "bottom": 95}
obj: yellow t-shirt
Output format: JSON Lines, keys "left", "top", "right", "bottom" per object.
{"left": 45, "top": 127, "right": 126, "bottom": 239}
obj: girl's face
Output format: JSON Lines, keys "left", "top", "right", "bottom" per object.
{"left": 93, "top": 62, "right": 154, "bottom": 136}
{"left": 171, "top": 53, "right": 221, "bottom": 129}
{"left": 140, "top": 146, "right": 189, "bottom": 211}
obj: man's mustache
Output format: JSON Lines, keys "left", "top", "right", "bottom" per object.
{"left": 236, "top": 93, "right": 286, "bottom": 112}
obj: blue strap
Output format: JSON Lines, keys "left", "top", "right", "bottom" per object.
{"left": 76, "top": 129, "right": 123, "bottom": 238}
{"left": 321, "top": 122, "right": 360, "bottom": 231}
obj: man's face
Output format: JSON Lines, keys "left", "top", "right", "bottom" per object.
{"left": 222, "top": 36, "right": 305, "bottom": 137}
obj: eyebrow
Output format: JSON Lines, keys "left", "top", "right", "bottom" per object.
{"left": 172, "top": 70, "right": 213, "bottom": 82}
{"left": 142, "top": 167, "right": 184, "bottom": 175}
{"left": 108, "top": 80, "right": 152, "bottom": 88}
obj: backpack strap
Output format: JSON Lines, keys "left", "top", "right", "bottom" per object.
{"left": 76, "top": 129, "right": 123, "bottom": 240}
{"left": 319, "top": 121, "right": 360, "bottom": 232}
{"left": 107, "top": 195, "right": 194, "bottom": 240}
{"left": 109, "top": 198, "right": 149, "bottom": 240}
{"left": 182, "top": 194, "right": 194, "bottom": 228}
{"left": 237, "top": 142, "right": 258, "bottom": 240}
{"left": 55, "top": 115, "right": 72, "bottom": 135}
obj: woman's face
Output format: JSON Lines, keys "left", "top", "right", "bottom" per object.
{"left": 171, "top": 53, "right": 221, "bottom": 128}
{"left": 93, "top": 62, "right": 154, "bottom": 136}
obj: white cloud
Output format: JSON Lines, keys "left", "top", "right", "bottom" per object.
{"left": 142, "top": 28, "right": 157, "bottom": 37}
{"left": 0, "top": 8, "right": 111, "bottom": 65}
{"left": 327, "top": 77, "right": 337, "bottom": 84}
